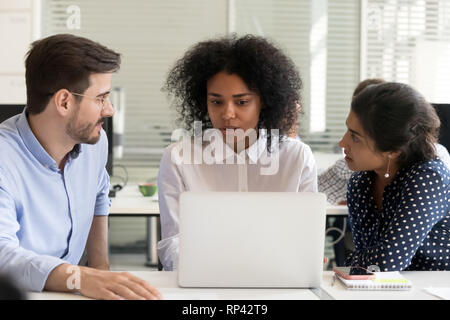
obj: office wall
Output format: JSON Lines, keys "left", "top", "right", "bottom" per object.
{"left": 0, "top": 0, "right": 40, "bottom": 104}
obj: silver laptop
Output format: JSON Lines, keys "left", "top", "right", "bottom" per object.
{"left": 178, "top": 192, "right": 326, "bottom": 288}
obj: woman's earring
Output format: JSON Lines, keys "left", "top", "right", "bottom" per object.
{"left": 384, "top": 155, "right": 391, "bottom": 178}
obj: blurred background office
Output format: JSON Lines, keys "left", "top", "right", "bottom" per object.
{"left": 1, "top": 0, "right": 449, "bottom": 270}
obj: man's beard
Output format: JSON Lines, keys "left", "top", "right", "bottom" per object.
{"left": 66, "top": 109, "right": 105, "bottom": 144}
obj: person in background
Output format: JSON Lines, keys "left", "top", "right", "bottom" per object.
{"left": 0, "top": 34, "right": 162, "bottom": 300}
{"left": 158, "top": 34, "right": 317, "bottom": 270}
{"left": 341, "top": 82, "right": 449, "bottom": 271}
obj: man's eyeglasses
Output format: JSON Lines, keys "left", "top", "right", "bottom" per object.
{"left": 69, "top": 92, "right": 112, "bottom": 110}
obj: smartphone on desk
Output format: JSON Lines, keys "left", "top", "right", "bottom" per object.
{"left": 333, "top": 266, "right": 375, "bottom": 280}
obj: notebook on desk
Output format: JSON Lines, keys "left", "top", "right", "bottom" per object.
{"left": 178, "top": 192, "right": 327, "bottom": 288}
{"left": 336, "top": 272, "right": 412, "bottom": 291}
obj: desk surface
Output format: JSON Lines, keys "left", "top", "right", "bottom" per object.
{"left": 27, "top": 271, "right": 448, "bottom": 300}
{"left": 109, "top": 185, "right": 348, "bottom": 216}
{"left": 110, "top": 185, "right": 159, "bottom": 215}
{"left": 320, "top": 271, "right": 450, "bottom": 300}
{"left": 27, "top": 271, "right": 318, "bottom": 300}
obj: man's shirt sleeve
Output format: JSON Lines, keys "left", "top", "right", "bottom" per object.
{"left": 0, "top": 170, "right": 67, "bottom": 291}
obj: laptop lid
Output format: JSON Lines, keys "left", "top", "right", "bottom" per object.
{"left": 178, "top": 192, "right": 326, "bottom": 288}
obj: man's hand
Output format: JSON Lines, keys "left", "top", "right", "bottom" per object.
{"left": 45, "top": 264, "right": 163, "bottom": 300}
{"left": 78, "top": 267, "right": 162, "bottom": 300}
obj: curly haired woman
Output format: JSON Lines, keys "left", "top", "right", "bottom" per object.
{"left": 157, "top": 34, "right": 317, "bottom": 270}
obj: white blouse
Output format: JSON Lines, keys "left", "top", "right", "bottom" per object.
{"left": 157, "top": 134, "right": 318, "bottom": 270}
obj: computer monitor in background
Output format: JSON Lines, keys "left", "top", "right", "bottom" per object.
{"left": 0, "top": 104, "right": 114, "bottom": 176}
{"left": 0, "top": 104, "right": 25, "bottom": 123}
{"left": 103, "top": 116, "right": 114, "bottom": 176}
{"left": 432, "top": 104, "right": 450, "bottom": 152}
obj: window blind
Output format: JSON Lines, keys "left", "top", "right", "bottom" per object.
{"left": 41, "top": 0, "right": 228, "bottom": 180}
{"left": 362, "top": 0, "right": 450, "bottom": 103}
{"left": 309, "top": 0, "right": 360, "bottom": 151}
{"left": 233, "top": 0, "right": 361, "bottom": 152}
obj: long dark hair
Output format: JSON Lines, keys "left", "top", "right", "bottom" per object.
{"left": 351, "top": 82, "right": 441, "bottom": 167}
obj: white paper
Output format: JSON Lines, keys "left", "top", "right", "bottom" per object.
{"left": 424, "top": 287, "right": 450, "bottom": 300}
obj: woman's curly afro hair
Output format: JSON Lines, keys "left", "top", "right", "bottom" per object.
{"left": 164, "top": 34, "right": 303, "bottom": 147}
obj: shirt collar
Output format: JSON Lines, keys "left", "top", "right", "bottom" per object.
{"left": 16, "top": 108, "right": 81, "bottom": 169}
{"left": 199, "top": 130, "right": 269, "bottom": 164}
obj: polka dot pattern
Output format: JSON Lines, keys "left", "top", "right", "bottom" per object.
{"left": 345, "top": 159, "right": 450, "bottom": 271}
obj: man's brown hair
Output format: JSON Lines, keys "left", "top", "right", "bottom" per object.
{"left": 25, "top": 34, "right": 121, "bottom": 114}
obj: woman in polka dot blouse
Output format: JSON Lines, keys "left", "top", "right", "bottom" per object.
{"left": 339, "top": 82, "right": 449, "bottom": 271}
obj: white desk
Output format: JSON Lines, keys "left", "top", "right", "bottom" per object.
{"left": 320, "top": 271, "right": 450, "bottom": 300}
{"left": 109, "top": 186, "right": 160, "bottom": 267}
{"left": 27, "top": 271, "right": 319, "bottom": 300}
{"left": 109, "top": 185, "right": 349, "bottom": 217}
{"left": 27, "top": 271, "right": 448, "bottom": 300}
{"left": 325, "top": 205, "right": 348, "bottom": 216}
{"left": 110, "top": 185, "right": 159, "bottom": 215}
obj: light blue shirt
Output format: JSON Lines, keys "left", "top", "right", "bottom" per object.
{"left": 0, "top": 109, "right": 111, "bottom": 291}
